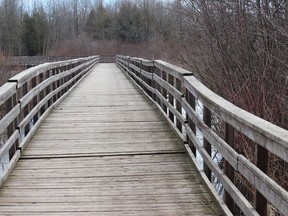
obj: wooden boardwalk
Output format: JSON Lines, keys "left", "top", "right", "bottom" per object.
{"left": 0, "top": 64, "right": 221, "bottom": 215}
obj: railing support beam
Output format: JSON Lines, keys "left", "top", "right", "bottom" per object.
{"left": 255, "top": 144, "right": 268, "bottom": 216}
{"left": 224, "top": 123, "right": 235, "bottom": 214}
{"left": 203, "top": 106, "right": 212, "bottom": 182}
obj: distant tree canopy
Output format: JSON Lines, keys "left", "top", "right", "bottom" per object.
{"left": 86, "top": 4, "right": 112, "bottom": 40}
{"left": 85, "top": 1, "right": 158, "bottom": 43}
{"left": 0, "top": 0, "right": 173, "bottom": 56}
{"left": 0, "top": 0, "right": 21, "bottom": 55}
{"left": 22, "top": 8, "right": 49, "bottom": 55}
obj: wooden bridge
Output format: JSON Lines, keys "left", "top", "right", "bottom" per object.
{"left": 0, "top": 56, "right": 287, "bottom": 215}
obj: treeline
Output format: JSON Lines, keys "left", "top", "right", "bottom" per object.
{"left": 0, "top": 0, "right": 175, "bottom": 56}
{"left": 173, "top": 0, "right": 288, "bottom": 130}
{"left": 173, "top": 1, "right": 287, "bottom": 215}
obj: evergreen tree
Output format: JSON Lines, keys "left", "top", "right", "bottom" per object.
{"left": 116, "top": 1, "right": 146, "bottom": 43}
{"left": 86, "top": 3, "right": 112, "bottom": 40}
{"left": 22, "top": 8, "right": 49, "bottom": 56}
{"left": 0, "top": 0, "right": 22, "bottom": 55}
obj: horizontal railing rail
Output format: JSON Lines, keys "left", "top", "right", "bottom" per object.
{"left": 0, "top": 56, "right": 99, "bottom": 186}
{"left": 0, "top": 56, "right": 89, "bottom": 67}
{"left": 116, "top": 55, "right": 288, "bottom": 216}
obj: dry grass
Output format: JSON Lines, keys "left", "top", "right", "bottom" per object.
{"left": 48, "top": 34, "right": 173, "bottom": 60}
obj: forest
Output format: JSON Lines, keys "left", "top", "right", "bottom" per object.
{"left": 0, "top": 0, "right": 287, "bottom": 214}
{"left": 0, "top": 0, "right": 287, "bottom": 128}
{"left": 0, "top": 0, "right": 176, "bottom": 56}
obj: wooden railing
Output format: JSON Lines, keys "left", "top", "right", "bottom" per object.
{"left": 0, "top": 56, "right": 99, "bottom": 186}
{"left": 116, "top": 55, "right": 288, "bottom": 216}
{"left": 0, "top": 56, "right": 88, "bottom": 67}
{"left": 0, "top": 55, "right": 115, "bottom": 67}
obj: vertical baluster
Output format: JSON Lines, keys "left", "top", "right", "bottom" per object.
{"left": 33, "top": 76, "right": 40, "bottom": 122}
{"left": 64, "top": 66, "right": 68, "bottom": 93}
{"left": 151, "top": 63, "right": 156, "bottom": 102}
{"left": 142, "top": 64, "right": 146, "bottom": 94}
{"left": 161, "top": 71, "right": 167, "bottom": 114}
{"left": 203, "top": 106, "right": 212, "bottom": 181}
{"left": 186, "top": 90, "right": 196, "bottom": 155}
{"left": 255, "top": 144, "right": 268, "bottom": 216}
{"left": 168, "top": 74, "right": 174, "bottom": 122}
{"left": 59, "top": 67, "right": 65, "bottom": 98}
{"left": 39, "top": 72, "right": 45, "bottom": 115}
{"left": 52, "top": 69, "right": 58, "bottom": 103}
{"left": 48, "top": 70, "right": 53, "bottom": 107}
{"left": 22, "top": 83, "right": 30, "bottom": 135}
{"left": 176, "top": 78, "right": 182, "bottom": 132}
{"left": 224, "top": 123, "right": 235, "bottom": 213}
{"left": 44, "top": 70, "right": 49, "bottom": 111}
{"left": 7, "top": 93, "right": 17, "bottom": 160}
{"left": 155, "top": 68, "right": 161, "bottom": 106}
{"left": 139, "top": 60, "right": 143, "bottom": 89}
{"left": 69, "top": 68, "right": 73, "bottom": 89}
{"left": 147, "top": 64, "right": 153, "bottom": 98}
{"left": 143, "top": 65, "right": 148, "bottom": 95}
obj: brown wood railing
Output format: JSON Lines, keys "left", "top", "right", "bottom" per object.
{"left": 0, "top": 56, "right": 99, "bottom": 186}
{"left": 0, "top": 56, "right": 88, "bottom": 67}
{"left": 116, "top": 55, "right": 288, "bottom": 216}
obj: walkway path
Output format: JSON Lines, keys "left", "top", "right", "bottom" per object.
{"left": 0, "top": 64, "right": 221, "bottom": 215}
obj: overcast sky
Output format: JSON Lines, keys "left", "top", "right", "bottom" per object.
{"left": 23, "top": 0, "right": 115, "bottom": 8}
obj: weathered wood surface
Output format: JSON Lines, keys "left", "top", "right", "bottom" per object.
{"left": 118, "top": 55, "right": 288, "bottom": 216}
{"left": 0, "top": 64, "right": 221, "bottom": 215}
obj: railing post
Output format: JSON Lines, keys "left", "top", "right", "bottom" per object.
{"left": 203, "top": 106, "right": 211, "bottom": 181}
{"left": 224, "top": 123, "right": 235, "bottom": 213}
{"left": 64, "top": 66, "right": 69, "bottom": 93}
{"left": 255, "top": 144, "right": 268, "bottom": 216}
{"left": 175, "top": 78, "right": 182, "bottom": 132}
{"left": 39, "top": 72, "right": 45, "bottom": 115}
{"left": 168, "top": 74, "right": 174, "bottom": 122}
{"left": 44, "top": 70, "right": 50, "bottom": 110}
{"left": 21, "top": 83, "right": 29, "bottom": 135}
{"left": 48, "top": 70, "right": 53, "bottom": 107}
{"left": 57, "top": 68, "right": 61, "bottom": 96}
{"left": 161, "top": 70, "right": 167, "bottom": 114}
{"left": 146, "top": 66, "right": 150, "bottom": 96}
{"left": 31, "top": 76, "right": 40, "bottom": 123}
{"left": 154, "top": 67, "right": 161, "bottom": 106}
{"left": 186, "top": 90, "right": 196, "bottom": 155}
{"left": 7, "top": 93, "right": 18, "bottom": 160}
{"left": 139, "top": 60, "right": 143, "bottom": 89}
{"left": 57, "top": 68, "right": 61, "bottom": 99}
{"left": 151, "top": 62, "right": 156, "bottom": 102}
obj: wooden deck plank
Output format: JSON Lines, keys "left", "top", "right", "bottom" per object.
{"left": 0, "top": 63, "right": 221, "bottom": 215}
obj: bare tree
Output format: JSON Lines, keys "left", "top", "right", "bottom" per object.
{"left": 168, "top": 0, "right": 288, "bottom": 214}
{"left": 0, "top": 0, "right": 22, "bottom": 55}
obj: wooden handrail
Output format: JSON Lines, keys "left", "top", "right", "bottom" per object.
{"left": 0, "top": 56, "right": 89, "bottom": 66}
{"left": 0, "top": 56, "right": 99, "bottom": 186}
{"left": 116, "top": 55, "right": 288, "bottom": 216}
